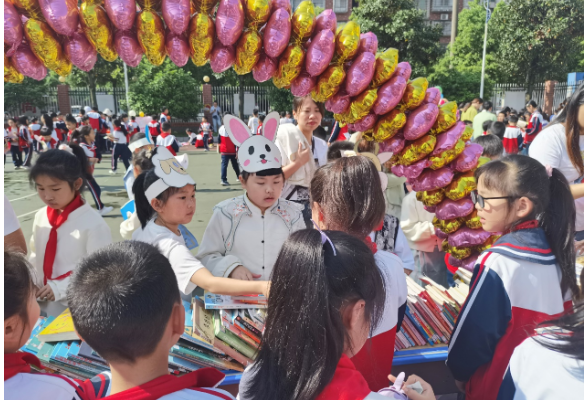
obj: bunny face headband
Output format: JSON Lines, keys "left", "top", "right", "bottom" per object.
{"left": 342, "top": 149, "right": 394, "bottom": 192}
{"left": 145, "top": 147, "right": 195, "bottom": 202}
{"left": 224, "top": 111, "right": 282, "bottom": 174}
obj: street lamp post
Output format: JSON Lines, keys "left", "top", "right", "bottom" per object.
{"left": 124, "top": 63, "right": 130, "bottom": 113}
{"left": 480, "top": 0, "right": 491, "bottom": 98}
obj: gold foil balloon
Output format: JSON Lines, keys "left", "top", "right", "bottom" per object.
{"left": 79, "top": 2, "right": 118, "bottom": 62}
{"left": 433, "top": 216, "right": 462, "bottom": 234}
{"left": 273, "top": 44, "right": 304, "bottom": 88}
{"left": 397, "top": 134, "right": 436, "bottom": 166}
{"left": 24, "top": 19, "right": 72, "bottom": 76}
{"left": 5, "top": 54, "right": 24, "bottom": 83}
{"left": 137, "top": 0, "right": 161, "bottom": 11}
{"left": 193, "top": 0, "right": 219, "bottom": 12}
{"left": 371, "top": 48, "right": 399, "bottom": 88}
{"left": 311, "top": 64, "right": 345, "bottom": 102}
{"left": 462, "top": 125, "right": 474, "bottom": 141}
{"left": 291, "top": 1, "right": 315, "bottom": 42}
{"left": 373, "top": 108, "right": 406, "bottom": 142}
{"left": 12, "top": 0, "right": 44, "bottom": 21}
{"left": 234, "top": 30, "right": 262, "bottom": 74}
{"left": 188, "top": 13, "right": 214, "bottom": 66}
{"left": 416, "top": 189, "right": 445, "bottom": 207}
{"left": 476, "top": 235, "right": 500, "bottom": 252}
{"left": 137, "top": 10, "right": 166, "bottom": 65}
{"left": 399, "top": 77, "right": 428, "bottom": 111}
{"left": 429, "top": 138, "right": 466, "bottom": 170}
{"left": 443, "top": 241, "right": 472, "bottom": 260}
{"left": 430, "top": 101, "right": 458, "bottom": 135}
{"left": 334, "top": 20, "right": 360, "bottom": 61}
{"left": 477, "top": 156, "right": 491, "bottom": 169}
{"left": 444, "top": 168, "right": 476, "bottom": 201}
{"left": 345, "top": 88, "right": 378, "bottom": 124}
{"left": 463, "top": 210, "right": 482, "bottom": 230}
{"left": 245, "top": 0, "right": 270, "bottom": 28}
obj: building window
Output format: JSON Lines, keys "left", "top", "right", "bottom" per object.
{"left": 291, "top": 0, "right": 326, "bottom": 9}
{"left": 431, "top": 20, "right": 451, "bottom": 36}
{"left": 334, "top": 0, "right": 348, "bottom": 13}
{"left": 415, "top": 0, "right": 427, "bottom": 11}
{"left": 431, "top": 0, "right": 451, "bottom": 11}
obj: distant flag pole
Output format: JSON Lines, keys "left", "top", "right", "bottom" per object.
{"left": 480, "top": 0, "right": 491, "bottom": 98}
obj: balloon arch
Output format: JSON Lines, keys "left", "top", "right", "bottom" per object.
{"left": 4, "top": 0, "right": 496, "bottom": 267}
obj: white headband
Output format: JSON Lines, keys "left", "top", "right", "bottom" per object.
{"left": 144, "top": 147, "right": 195, "bottom": 202}
{"left": 129, "top": 137, "right": 152, "bottom": 153}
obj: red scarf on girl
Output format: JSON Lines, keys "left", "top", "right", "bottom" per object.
{"left": 316, "top": 355, "right": 372, "bottom": 400}
{"left": 42, "top": 194, "right": 84, "bottom": 285}
{"left": 364, "top": 220, "right": 385, "bottom": 255}
{"left": 4, "top": 353, "right": 43, "bottom": 381}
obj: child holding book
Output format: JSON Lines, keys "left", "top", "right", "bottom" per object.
{"left": 310, "top": 156, "right": 408, "bottom": 391}
{"left": 447, "top": 155, "right": 577, "bottom": 400}
{"left": 28, "top": 149, "right": 112, "bottom": 317}
{"left": 239, "top": 229, "right": 392, "bottom": 400}
{"left": 69, "top": 241, "right": 236, "bottom": 399}
{"left": 132, "top": 146, "right": 270, "bottom": 299}
{"left": 197, "top": 112, "right": 305, "bottom": 281}
{"left": 4, "top": 250, "right": 85, "bottom": 400}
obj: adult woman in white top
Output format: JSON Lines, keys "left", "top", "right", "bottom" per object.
{"left": 529, "top": 83, "right": 584, "bottom": 238}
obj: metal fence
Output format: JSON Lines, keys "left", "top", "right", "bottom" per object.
{"left": 211, "top": 86, "right": 271, "bottom": 116}
{"left": 68, "top": 86, "right": 128, "bottom": 115}
{"left": 491, "top": 81, "right": 583, "bottom": 115}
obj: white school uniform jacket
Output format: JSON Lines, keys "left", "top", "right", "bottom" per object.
{"left": 29, "top": 201, "right": 112, "bottom": 310}
{"left": 196, "top": 194, "right": 305, "bottom": 280}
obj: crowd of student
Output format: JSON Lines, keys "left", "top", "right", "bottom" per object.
{"left": 3, "top": 86, "right": 584, "bottom": 400}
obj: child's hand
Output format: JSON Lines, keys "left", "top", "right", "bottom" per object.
{"left": 36, "top": 285, "right": 55, "bottom": 301}
{"left": 388, "top": 374, "right": 436, "bottom": 400}
{"left": 229, "top": 266, "right": 262, "bottom": 281}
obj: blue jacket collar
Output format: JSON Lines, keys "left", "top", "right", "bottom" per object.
{"left": 485, "top": 227, "right": 555, "bottom": 265}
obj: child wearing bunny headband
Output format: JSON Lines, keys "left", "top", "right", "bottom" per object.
{"left": 132, "top": 147, "right": 270, "bottom": 299}
{"left": 197, "top": 112, "right": 306, "bottom": 281}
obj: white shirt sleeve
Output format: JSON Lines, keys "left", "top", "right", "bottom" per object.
{"left": 394, "top": 228, "right": 415, "bottom": 271}
{"left": 4, "top": 195, "right": 20, "bottom": 236}
{"left": 163, "top": 239, "right": 205, "bottom": 294}
{"left": 529, "top": 127, "right": 563, "bottom": 169}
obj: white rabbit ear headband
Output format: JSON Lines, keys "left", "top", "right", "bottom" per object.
{"left": 223, "top": 111, "right": 282, "bottom": 174}
{"left": 342, "top": 150, "right": 394, "bottom": 192}
{"left": 145, "top": 147, "right": 195, "bottom": 202}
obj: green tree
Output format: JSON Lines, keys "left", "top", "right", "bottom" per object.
{"left": 65, "top": 56, "right": 125, "bottom": 107}
{"left": 267, "top": 86, "right": 294, "bottom": 112}
{"left": 4, "top": 78, "right": 50, "bottom": 115}
{"left": 350, "top": 0, "right": 444, "bottom": 76}
{"left": 489, "top": 0, "right": 584, "bottom": 95}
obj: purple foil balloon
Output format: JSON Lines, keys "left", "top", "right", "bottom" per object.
{"left": 450, "top": 142, "right": 484, "bottom": 172}
{"left": 372, "top": 76, "right": 407, "bottom": 115}
{"left": 461, "top": 254, "right": 479, "bottom": 272}
{"left": 314, "top": 9, "right": 336, "bottom": 34}
{"left": 291, "top": 73, "right": 316, "bottom": 96}
{"left": 165, "top": 30, "right": 190, "bottom": 67}
{"left": 449, "top": 227, "right": 492, "bottom": 248}
{"left": 216, "top": 0, "right": 244, "bottom": 46}
{"left": 358, "top": 32, "right": 378, "bottom": 55}
{"left": 325, "top": 89, "right": 350, "bottom": 114}
{"left": 39, "top": 0, "right": 79, "bottom": 36}
{"left": 424, "top": 87, "right": 441, "bottom": 105}
{"left": 390, "top": 164, "right": 404, "bottom": 177}
{"left": 392, "top": 61, "right": 411, "bottom": 81}
{"left": 380, "top": 129, "right": 405, "bottom": 154}
{"left": 264, "top": 8, "right": 291, "bottom": 58}
{"left": 403, "top": 158, "right": 432, "bottom": 179}
{"left": 348, "top": 113, "right": 377, "bottom": 132}
{"left": 403, "top": 103, "right": 440, "bottom": 141}
{"left": 345, "top": 52, "right": 376, "bottom": 97}
{"left": 210, "top": 42, "right": 235, "bottom": 73}
{"left": 435, "top": 228, "right": 449, "bottom": 240}
{"left": 435, "top": 197, "right": 474, "bottom": 220}
{"left": 269, "top": 0, "right": 291, "bottom": 14}
{"left": 114, "top": 30, "right": 143, "bottom": 67}
{"left": 431, "top": 121, "right": 466, "bottom": 156}
{"left": 104, "top": 0, "right": 135, "bottom": 31}
{"left": 4, "top": 1, "right": 23, "bottom": 57}
{"left": 448, "top": 255, "right": 463, "bottom": 267}
{"left": 13, "top": 42, "right": 47, "bottom": 80}
{"left": 162, "top": 0, "right": 191, "bottom": 35}
{"left": 305, "top": 29, "right": 335, "bottom": 77}
{"left": 65, "top": 31, "right": 97, "bottom": 72}
{"left": 424, "top": 205, "right": 437, "bottom": 213}
{"left": 410, "top": 167, "right": 454, "bottom": 192}
{"left": 252, "top": 53, "right": 277, "bottom": 82}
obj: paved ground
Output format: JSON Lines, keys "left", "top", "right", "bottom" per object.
{"left": 5, "top": 145, "right": 244, "bottom": 250}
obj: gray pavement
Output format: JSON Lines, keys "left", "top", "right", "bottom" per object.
{"left": 5, "top": 146, "right": 243, "bottom": 251}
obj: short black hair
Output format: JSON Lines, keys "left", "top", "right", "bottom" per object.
{"left": 161, "top": 122, "right": 172, "bottom": 132}
{"left": 79, "top": 109, "right": 85, "bottom": 116}
{"left": 489, "top": 121, "right": 506, "bottom": 140}
{"left": 508, "top": 115, "right": 519, "bottom": 124}
{"left": 68, "top": 241, "right": 181, "bottom": 364}
{"left": 120, "top": 113, "right": 128, "bottom": 119}
{"left": 5, "top": 250, "right": 36, "bottom": 323}
{"left": 29, "top": 149, "right": 87, "bottom": 190}
{"left": 474, "top": 134, "right": 504, "bottom": 159}
{"left": 131, "top": 116, "right": 136, "bottom": 121}
{"left": 526, "top": 100, "right": 538, "bottom": 108}
{"left": 241, "top": 168, "right": 284, "bottom": 182}
{"left": 327, "top": 141, "right": 354, "bottom": 161}
{"left": 482, "top": 101, "right": 493, "bottom": 111}
{"left": 482, "top": 120, "right": 493, "bottom": 132}
{"left": 65, "top": 114, "right": 77, "bottom": 124}
{"left": 31, "top": 117, "right": 38, "bottom": 123}
{"left": 91, "top": 106, "right": 98, "bottom": 112}
{"left": 280, "top": 111, "right": 286, "bottom": 118}
{"left": 40, "top": 127, "right": 51, "bottom": 137}
{"left": 253, "top": 108, "right": 259, "bottom": 115}
{"left": 259, "top": 114, "right": 266, "bottom": 123}
{"left": 162, "top": 106, "right": 168, "bottom": 112}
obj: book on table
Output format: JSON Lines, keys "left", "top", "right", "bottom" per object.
{"left": 38, "top": 309, "right": 78, "bottom": 342}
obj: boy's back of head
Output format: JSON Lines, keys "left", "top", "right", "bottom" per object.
{"left": 508, "top": 114, "right": 519, "bottom": 125}
{"left": 489, "top": 121, "right": 506, "bottom": 140}
{"left": 327, "top": 141, "right": 354, "bottom": 161}
{"left": 474, "top": 134, "right": 504, "bottom": 160}
{"left": 259, "top": 114, "right": 266, "bottom": 123}
{"left": 482, "top": 120, "right": 493, "bottom": 133}
{"left": 68, "top": 241, "right": 181, "bottom": 364}
{"left": 161, "top": 122, "right": 172, "bottom": 132}
{"left": 152, "top": 115, "right": 159, "bottom": 122}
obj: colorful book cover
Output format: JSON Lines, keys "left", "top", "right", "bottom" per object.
{"left": 235, "top": 315, "right": 262, "bottom": 337}
{"left": 220, "top": 314, "right": 259, "bottom": 349}
{"left": 204, "top": 292, "right": 267, "bottom": 310}
{"left": 405, "top": 309, "right": 435, "bottom": 346}
{"left": 182, "top": 300, "right": 222, "bottom": 353}
{"left": 233, "top": 320, "right": 261, "bottom": 344}
{"left": 399, "top": 327, "right": 415, "bottom": 347}
{"left": 213, "top": 313, "right": 256, "bottom": 359}
{"left": 171, "top": 344, "right": 244, "bottom": 372}
{"left": 213, "top": 338, "right": 254, "bottom": 367}
{"left": 239, "top": 309, "right": 264, "bottom": 332}
{"left": 38, "top": 309, "right": 78, "bottom": 342}
{"left": 25, "top": 317, "right": 54, "bottom": 354}
{"left": 78, "top": 341, "right": 107, "bottom": 365}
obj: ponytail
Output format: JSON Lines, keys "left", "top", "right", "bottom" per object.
{"left": 68, "top": 143, "right": 92, "bottom": 179}
{"left": 132, "top": 171, "right": 156, "bottom": 228}
{"left": 113, "top": 118, "right": 128, "bottom": 137}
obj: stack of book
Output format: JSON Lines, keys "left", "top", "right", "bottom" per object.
{"left": 395, "top": 269, "right": 472, "bottom": 351}
{"left": 21, "top": 294, "right": 268, "bottom": 381}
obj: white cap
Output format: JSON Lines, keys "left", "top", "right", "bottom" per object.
{"left": 129, "top": 110, "right": 136, "bottom": 117}
{"left": 84, "top": 106, "right": 92, "bottom": 113}
{"left": 103, "top": 108, "right": 113, "bottom": 116}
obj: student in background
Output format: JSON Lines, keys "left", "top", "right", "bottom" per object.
{"left": 156, "top": 122, "right": 180, "bottom": 156}
{"left": 503, "top": 115, "right": 523, "bottom": 155}
{"left": 120, "top": 149, "right": 155, "bottom": 239}
{"left": 197, "top": 112, "right": 305, "bottom": 281}
{"left": 248, "top": 108, "right": 260, "bottom": 134}
{"left": 217, "top": 113, "right": 240, "bottom": 186}
{"left": 147, "top": 114, "right": 161, "bottom": 139}
{"left": 5, "top": 250, "right": 85, "bottom": 400}
{"left": 310, "top": 156, "right": 407, "bottom": 391}
{"left": 522, "top": 100, "right": 545, "bottom": 152}
{"left": 488, "top": 121, "right": 506, "bottom": 140}
{"left": 128, "top": 115, "right": 140, "bottom": 135}
{"left": 124, "top": 132, "right": 155, "bottom": 200}
{"left": 256, "top": 114, "right": 265, "bottom": 135}
{"left": 326, "top": 140, "right": 354, "bottom": 161}
{"left": 199, "top": 116, "right": 211, "bottom": 152}
{"left": 107, "top": 118, "right": 132, "bottom": 174}
{"left": 481, "top": 120, "right": 493, "bottom": 136}
{"left": 41, "top": 114, "right": 59, "bottom": 143}
{"left": 239, "top": 229, "right": 390, "bottom": 400}
{"left": 279, "top": 111, "right": 288, "bottom": 124}
{"left": 7, "top": 118, "right": 22, "bottom": 168}
{"left": 29, "top": 117, "right": 42, "bottom": 154}
{"left": 64, "top": 114, "right": 78, "bottom": 143}
{"left": 69, "top": 242, "right": 236, "bottom": 399}
{"left": 474, "top": 134, "right": 504, "bottom": 160}
{"left": 86, "top": 107, "right": 103, "bottom": 134}
{"left": 54, "top": 112, "right": 68, "bottom": 142}
{"left": 160, "top": 106, "right": 169, "bottom": 125}
{"left": 28, "top": 149, "right": 112, "bottom": 316}
{"left": 39, "top": 127, "right": 58, "bottom": 150}
{"left": 328, "top": 121, "right": 349, "bottom": 143}
{"left": 17, "top": 116, "right": 32, "bottom": 168}
{"left": 185, "top": 128, "right": 198, "bottom": 145}
{"left": 447, "top": 155, "right": 577, "bottom": 400}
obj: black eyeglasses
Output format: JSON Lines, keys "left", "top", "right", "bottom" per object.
{"left": 470, "top": 190, "right": 516, "bottom": 209}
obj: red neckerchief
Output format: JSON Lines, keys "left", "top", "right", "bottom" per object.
{"left": 364, "top": 236, "right": 378, "bottom": 255}
{"left": 42, "top": 194, "right": 84, "bottom": 285}
{"left": 316, "top": 355, "right": 372, "bottom": 400}
{"left": 160, "top": 132, "right": 170, "bottom": 139}
{"left": 506, "top": 219, "right": 539, "bottom": 234}
{"left": 85, "top": 368, "right": 228, "bottom": 400}
{"left": 4, "top": 353, "right": 43, "bottom": 381}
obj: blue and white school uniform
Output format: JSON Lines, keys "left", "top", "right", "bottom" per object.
{"left": 156, "top": 132, "right": 180, "bottom": 156}
{"left": 111, "top": 130, "right": 131, "bottom": 171}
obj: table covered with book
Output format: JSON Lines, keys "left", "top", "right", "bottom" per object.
{"left": 22, "top": 269, "right": 473, "bottom": 386}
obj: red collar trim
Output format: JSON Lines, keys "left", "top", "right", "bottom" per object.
{"left": 507, "top": 219, "right": 539, "bottom": 233}
{"left": 160, "top": 132, "right": 170, "bottom": 138}
{"left": 4, "top": 353, "right": 43, "bottom": 381}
